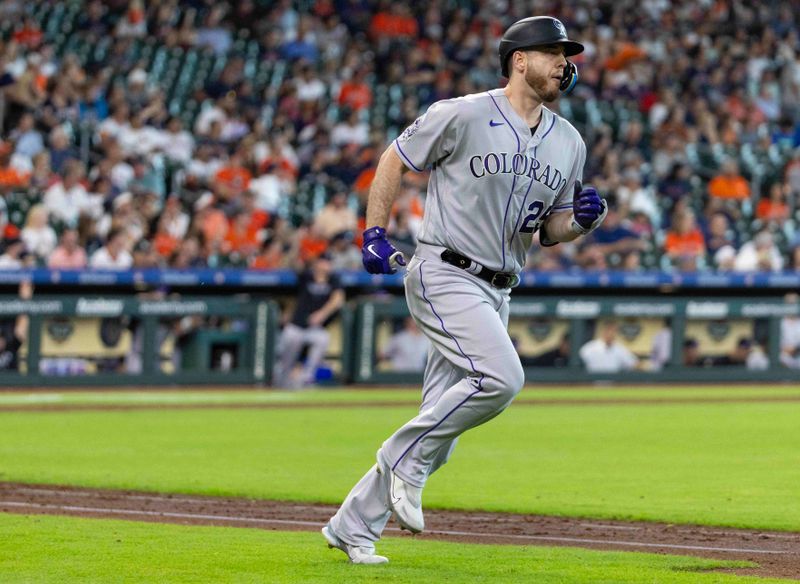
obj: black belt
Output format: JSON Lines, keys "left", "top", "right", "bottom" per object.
{"left": 440, "top": 250, "right": 520, "bottom": 289}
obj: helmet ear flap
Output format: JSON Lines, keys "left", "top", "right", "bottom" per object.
{"left": 560, "top": 60, "right": 578, "bottom": 94}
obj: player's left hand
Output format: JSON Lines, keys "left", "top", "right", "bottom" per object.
{"left": 572, "top": 185, "right": 607, "bottom": 235}
{"left": 362, "top": 226, "right": 406, "bottom": 274}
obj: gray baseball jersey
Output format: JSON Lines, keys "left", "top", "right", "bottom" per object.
{"left": 393, "top": 87, "right": 586, "bottom": 273}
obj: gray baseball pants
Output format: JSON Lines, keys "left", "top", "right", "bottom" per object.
{"left": 329, "top": 253, "right": 524, "bottom": 547}
{"left": 275, "top": 323, "right": 330, "bottom": 387}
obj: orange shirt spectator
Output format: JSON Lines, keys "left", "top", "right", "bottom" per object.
{"left": 664, "top": 210, "right": 705, "bottom": 258}
{"left": 604, "top": 42, "right": 646, "bottom": 71}
{"left": 251, "top": 241, "right": 284, "bottom": 270}
{"left": 298, "top": 226, "right": 329, "bottom": 263}
{"left": 13, "top": 19, "right": 43, "bottom": 48}
{"left": 708, "top": 161, "right": 750, "bottom": 200}
{"left": 338, "top": 72, "right": 373, "bottom": 111}
{"left": 153, "top": 231, "right": 179, "bottom": 258}
{"left": 0, "top": 166, "right": 31, "bottom": 191}
{"left": 194, "top": 195, "right": 229, "bottom": 244}
{"left": 223, "top": 212, "right": 261, "bottom": 255}
{"left": 756, "top": 185, "right": 790, "bottom": 222}
{"left": 214, "top": 152, "right": 252, "bottom": 199}
{"left": 369, "top": 9, "right": 418, "bottom": 39}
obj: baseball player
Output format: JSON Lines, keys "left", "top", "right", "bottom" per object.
{"left": 323, "top": 16, "right": 607, "bottom": 564}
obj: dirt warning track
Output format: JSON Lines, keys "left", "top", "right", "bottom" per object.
{"left": 1, "top": 482, "right": 797, "bottom": 579}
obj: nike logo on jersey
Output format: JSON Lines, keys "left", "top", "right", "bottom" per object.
{"left": 489, "top": 120, "right": 504, "bottom": 127}
{"left": 367, "top": 244, "right": 382, "bottom": 258}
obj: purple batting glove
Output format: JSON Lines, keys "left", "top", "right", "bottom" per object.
{"left": 572, "top": 185, "right": 607, "bottom": 234}
{"left": 362, "top": 226, "right": 406, "bottom": 274}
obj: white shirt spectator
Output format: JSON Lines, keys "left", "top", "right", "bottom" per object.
{"left": 89, "top": 247, "right": 133, "bottom": 270}
{"left": 194, "top": 104, "right": 226, "bottom": 136}
{"left": 331, "top": 120, "right": 369, "bottom": 147}
{"left": 296, "top": 76, "right": 326, "bottom": 102}
{"left": 160, "top": 129, "right": 195, "bottom": 164}
{"left": 110, "top": 161, "right": 134, "bottom": 191}
{"left": 117, "top": 124, "right": 162, "bottom": 157}
{"left": 21, "top": 226, "right": 57, "bottom": 258}
{"left": 580, "top": 338, "right": 638, "bottom": 373}
{"left": 249, "top": 174, "right": 292, "bottom": 213}
{"left": 97, "top": 117, "right": 130, "bottom": 142}
{"left": 44, "top": 181, "right": 93, "bottom": 224}
{"left": 185, "top": 157, "right": 222, "bottom": 182}
{"left": 0, "top": 254, "right": 22, "bottom": 269}
{"left": 734, "top": 235, "right": 784, "bottom": 272}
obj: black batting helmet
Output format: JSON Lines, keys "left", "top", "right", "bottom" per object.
{"left": 499, "top": 16, "right": 584, "bottom": 78}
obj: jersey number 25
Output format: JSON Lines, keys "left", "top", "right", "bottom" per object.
{"left": 519, "top": 201, "right": 548, "bottom": 233}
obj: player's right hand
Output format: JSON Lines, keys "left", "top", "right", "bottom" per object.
{"left": 362, "top": 226, "right": 406, "bottom": 274}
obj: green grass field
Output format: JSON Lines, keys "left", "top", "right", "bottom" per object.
{"left": 1, "top": 513, "right": 782, "bottom": 584}
{"left": 1, "top": 385, "right": 798, "bottom": 582}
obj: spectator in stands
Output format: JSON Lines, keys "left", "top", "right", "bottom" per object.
{"left": 280, "top": 15, "right": 318, "bottom": 62}
{"left": 170, "top": 236, "right": 205, "bottom": 269}
{"left": 337, "top": 67, "right": 372, "bottom": 111}
{"left": 223, "top": 208, "right": 261, "bottom": 257}
{"left": 0, "top": 141, "right": 30, "bottom": 192}
{"left": 213, "top": 149, "right": 252, "bottom": 201}
{"left": 10, "top": 112, "right": 43, "bottom": 160}
{"left": 331, "top": 109, "right": 369, "bottom": 147}
{"left": 587, "top": 199, "right": 647, "bottom": 260}
{"left": 579, "top": 321, "right": 638, "bottom": 373}
{"left": 274, "top": 254, "right": 344, "bottom": 388}
{"left": 703, "top": 212, "right": 737, "bottom": 258}
{"left": 664, "top": 209, "right": 705, "bottom": 269}
{"left": 47, "top": 126, "right": 78, "bottom": 175}
{"left": 20, "top": 205, "right": 56, "bottom": 260}
{"left": 755, "top": 182, "right": 791, "bottom": 226}
{"left": 89, "top": 227, "right": 132, "bottom": 270}
{"left": 0, "top": 234, "right": 28, "bottom": 268}
{"left": 48, "top": 228, "right": 88, "bottom": 269}
{"left": 115, "top": 0, "right": 147, "bottom": 39}
{"left": 734, "top": 231, "right": 784, "bottom": 272}
{"left": 380, "top": 316, "right": 429, "bottom": 373}
{"left": 313, "top": 190, "right": 357, "bottom": 240}
{"left": 43, "top": 160, "right": 93, "bottom": 225}
{"left": 295, "top": 64, "right": 326, "bottom": 104}
{"left": 160, "top": 117, "right": 195, "bottom": 165}
{"left": 327, "top": 231, "right": 361, "bottom": 271}
{"left": 708, "top": 160, "right": 751, "bottom": 201}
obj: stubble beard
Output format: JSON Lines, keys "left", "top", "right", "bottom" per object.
{"left": 525, "top": 68, "right": 559, "bottom": 103}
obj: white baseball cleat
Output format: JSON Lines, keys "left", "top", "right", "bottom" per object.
{"left": 322, "top": 523, "right": 389, "bottom": 565}
{"left": 377, "top": 450, "right": 425, "bottom": 534}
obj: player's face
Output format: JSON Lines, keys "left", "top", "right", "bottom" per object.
{"left": 522, "top": 45, "right": 567, "bottom": 102}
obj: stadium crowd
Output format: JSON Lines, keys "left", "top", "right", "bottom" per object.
{"left": 0, "top": 0, "right": 798, "bottom": 274}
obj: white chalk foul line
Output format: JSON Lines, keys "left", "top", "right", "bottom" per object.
{"left": 0, "top": 501, "right": 788, "bottom": 556}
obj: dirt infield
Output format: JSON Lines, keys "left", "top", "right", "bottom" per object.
{"left": 3, "top": 395, "right": 800, "bottom": 413}
{"left": 1, "top": 483, "right": 797, "bottom": 579}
